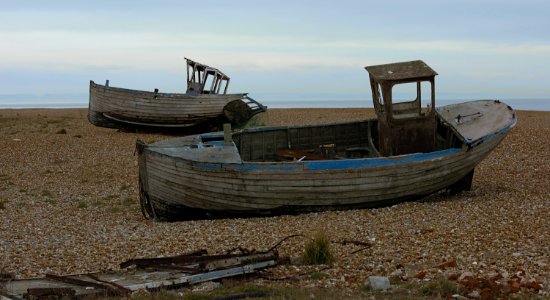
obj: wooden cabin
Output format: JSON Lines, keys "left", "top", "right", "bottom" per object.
{"left": 365, "top": 60, "right": 438, "bottom": 156}
{"left": 185, "top": 58, "right": 230, "bottom": 95}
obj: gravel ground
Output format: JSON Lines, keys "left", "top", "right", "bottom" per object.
{"left": 0, "top": 108, "right": 548, "bottom": 297}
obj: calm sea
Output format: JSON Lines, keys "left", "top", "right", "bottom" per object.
{"left": 0, "top": 96, "right": 548, "bottom": 111}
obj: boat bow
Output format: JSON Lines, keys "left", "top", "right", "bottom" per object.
{"left": 437, "top": 100, "right": 517, "bottom": 146}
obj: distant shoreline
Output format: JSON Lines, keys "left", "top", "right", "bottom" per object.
{"left": 1, "top": 106, "right": 548, "bottom": 113}
{"left": 0, "top": 93, "right": 550, "bottom": 111}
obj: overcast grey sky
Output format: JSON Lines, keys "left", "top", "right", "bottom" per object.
{"left": 1, "top": 0, "right": 549, "bottom": 105}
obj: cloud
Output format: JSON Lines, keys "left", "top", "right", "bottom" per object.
{"left": 2, "top": 30, "right": 550, "bottom": 75}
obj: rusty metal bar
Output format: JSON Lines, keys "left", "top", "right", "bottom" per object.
{"left": 25, "top": 287, "right": 75, "bottom": 299}
{"left": 203, "top": 252, "right": 277, "bottom": 271}
{"left": 45, "top": 273, "right": 125, "bottom": 297}
{"left": 120, "top": 249, "right": 207, "bottom": 269}
{"left": 123, "top": 260, "right": 277, "bottom": 291}
{"left": 268, "top": 234, "right": 304, "bottom": 252}
{"left": 86, "top": 274, "right": 131, "bottom": 296}
{"left": 121, "top": 250, "right": 277, "bottom": 273}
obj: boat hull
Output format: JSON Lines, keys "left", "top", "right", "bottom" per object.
{"left": 138, "top": 133, "right": 504, "bottom": 220}
{"left": 137, "top": 100, "right": 516, "bottom": 221}
{"left": 88, "top": 81, "right": 258, "bottom": 131}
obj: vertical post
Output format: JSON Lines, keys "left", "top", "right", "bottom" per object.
{"left": 105, "top": 80, "right": 109, "bottom": 87}
{"left": 223, "top": 123, "right": 232, "bottom": 146}
{"left": 186, "top": 62, "right": 190, "bottom": 91}
{"left": 223, "top": 78, "right": 230, "bottom": 94}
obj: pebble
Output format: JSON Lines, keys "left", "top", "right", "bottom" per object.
{"left": 0, "top": 109, "right": 548, "bottom": 297}
{"left": 367, "top": 276, "right": 390, "bottom": 291}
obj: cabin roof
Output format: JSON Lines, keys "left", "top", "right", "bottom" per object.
{"left": 365, "top": 60, "right": 437, "bottom": 82}
{"left": 185, "top": 57, "right": 230, "bottom": 80}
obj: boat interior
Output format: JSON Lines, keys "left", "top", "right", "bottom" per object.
{"left": 230, "top": 117, "right": 463, "bottom": 162}
{"left": 227, "top": 60, "right": 464, "bottom": 162}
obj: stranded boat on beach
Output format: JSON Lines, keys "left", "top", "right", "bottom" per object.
{"left": 88, "top": 58, "right": 266, "bottom": 131}
{"left": 136, "top": 60, "right": 516, "bottom": 221}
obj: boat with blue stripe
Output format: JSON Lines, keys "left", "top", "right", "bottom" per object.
{"left": 136, "top": 60, "right": 517, "bottom": 221}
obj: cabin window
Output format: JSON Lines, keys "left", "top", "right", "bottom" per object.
{"left": 376, "top": 83, "right": 383, "bottom": 106}
{"left": 202, "top": 72, "right": 217, "bottom": 94}
{"left": 373, "top": 83, "right": 384, "bottom": 113}
{"left": 218, "top": 79, "right": 228, "bottom": 94}
{"left": 418, "top": 81, "right": 433, "bottom": 114}
{"left": 188, "top": 67, "right": 204, "bottom": 93}
{"left": 390, "top": 81, "right": 433, "bottom": 117}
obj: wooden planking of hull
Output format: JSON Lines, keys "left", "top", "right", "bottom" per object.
{"left": 137, "top": 100, "right": 517, "bottom": 221}
{"left": 88, "top": 81, "right": 266, "bottom": 131}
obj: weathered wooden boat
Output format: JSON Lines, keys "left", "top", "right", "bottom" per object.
{"left": 136, "top": 60, "right": 517, "bottom": 221}
{"left": 88, "top": 58, "right": 266, "bottom": 131}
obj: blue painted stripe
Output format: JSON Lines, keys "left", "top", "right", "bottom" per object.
{"left": 192, "top": 148, "right": 462, "bottom": 172}
{"left": 469, "top": 121, "right": 516, "bottom": 147}
{"left": 199, "top": 132, "right": 224, "bottom": 139}
{"left": 304, "top": 148, "right": 462, "bottom": 170}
